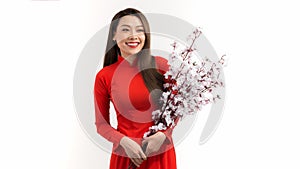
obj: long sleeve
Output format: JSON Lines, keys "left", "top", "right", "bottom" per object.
{"left": 94, "top": 70, "right": 125, "bottom": 145}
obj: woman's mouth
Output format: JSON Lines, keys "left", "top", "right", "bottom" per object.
{"left": 126, "top": 42, "right": 140, "bottom": 48}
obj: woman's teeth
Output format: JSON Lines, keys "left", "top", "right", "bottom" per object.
{"left": 126, "top": 42, "right": 139, "bottom": 46}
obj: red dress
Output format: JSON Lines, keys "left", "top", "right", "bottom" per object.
{"left": 94, "top": 55, "right": 177, "bottom": 169}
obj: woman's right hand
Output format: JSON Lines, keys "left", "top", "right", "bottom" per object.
{"left": 120, "top": 136, "right": 147, "bottom": 168}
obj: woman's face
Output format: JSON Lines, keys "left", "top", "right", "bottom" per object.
{"left": 113, "top": 15, "right": 146, "bottom": 58}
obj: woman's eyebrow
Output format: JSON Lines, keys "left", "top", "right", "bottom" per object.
{"left": 120, "top": 24, "right": 130, "bottom": 27}
{"left": 120, "top": 24, "right": 144, "bottom": 28}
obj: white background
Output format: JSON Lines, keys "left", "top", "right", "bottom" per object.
{"left": 1, "top": 0, "right": 300, "bottom": 168}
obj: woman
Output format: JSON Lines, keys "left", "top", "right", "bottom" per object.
{"left": 94, "top": 8, "right": 177, "bottom": 169}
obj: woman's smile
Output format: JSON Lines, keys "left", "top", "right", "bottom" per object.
{"left": 126, "top": 41, "right": 140, "bottom": 48}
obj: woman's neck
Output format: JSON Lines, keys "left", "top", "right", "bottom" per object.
{"left": 121, "top": 54, "right": 137, "bottom": 65}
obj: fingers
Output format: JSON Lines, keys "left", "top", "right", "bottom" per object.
{"left": 131, "top": 151, "right": 146, "bottom": 168}
{"left": 142, "top": 135, "right": 165, "bottom": 156}
{"left": 139, "top": 149, "right": 147, "bottom": 160}
{"left": 131, "top": 158, "right": 143, "bottom": 168}
{"left": 121, "top": 137, "right": 148, "bottom": 167}
{"left": 130, "top": 148, "right": 147, "bottom": 167}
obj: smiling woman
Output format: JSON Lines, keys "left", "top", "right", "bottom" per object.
{"left": 94, "top": 8, "right": 177, "bottom": 169}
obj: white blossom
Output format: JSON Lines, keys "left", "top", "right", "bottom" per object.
{"left": 143, "top": 28, "right": 225, "bottom": 138}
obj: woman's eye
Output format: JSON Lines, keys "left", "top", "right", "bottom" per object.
{"left": 122, "top": 28, "right": 129, "bottom": 32}
{"left": 137, "top": 29, "right": 145, "bottom": 32}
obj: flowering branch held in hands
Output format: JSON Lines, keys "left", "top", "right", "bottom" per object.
{"left": 144, "top": 27, "right": 226, "bottom": 138}
{"left": 128, "top": 28, "right": 226, "bottom": 169}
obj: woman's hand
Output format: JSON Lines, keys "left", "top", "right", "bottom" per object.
{"left": 120, "top": 136, "right": 147, "bottom": 168}
{"left": 142, "top": 132, "right": 166, "bottom": 156}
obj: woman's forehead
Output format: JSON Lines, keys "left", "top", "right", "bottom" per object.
{"left": 118, "top": 15, "right": 143, "bottom": 27}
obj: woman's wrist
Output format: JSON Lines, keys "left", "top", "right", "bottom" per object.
{"left": 120, "top": 136, "right": 128, "bottom": 147}
{"left": 157, "top": 131, "right": 166, "bottom": 141}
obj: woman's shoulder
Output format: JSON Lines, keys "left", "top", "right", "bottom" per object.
{"left": 95, "top": 62, "right": 119, "bottom": 80}
{"left": 153, "top": 56, "right": 169, "bottom": 73}
{"left": 154, "top": 55, "right": 168, "bottom": 63}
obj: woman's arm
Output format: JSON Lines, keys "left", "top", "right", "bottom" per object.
{"left": 94, "top": 71, "right": 126, "bottom": 146}
{"left": 94, "top": 71, "right": 146, "bottom": 166}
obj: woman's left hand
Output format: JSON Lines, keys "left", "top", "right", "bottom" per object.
{"left": 141, "top": 132, "right": 166, "bottom": 156}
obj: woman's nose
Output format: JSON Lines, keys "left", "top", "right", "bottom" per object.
{"left": 128, "top": 33, "right": 138, "bottom": 40}
{"left": 129, "top": 30, "right": 139, "bottom": 37}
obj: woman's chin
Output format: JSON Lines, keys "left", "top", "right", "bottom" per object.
{"left": 125, "top": 50, "right": 142, "bottom": 57}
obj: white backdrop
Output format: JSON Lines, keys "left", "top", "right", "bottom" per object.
{"left": 1, "top": 0, "right": 300, "bottom": 169}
